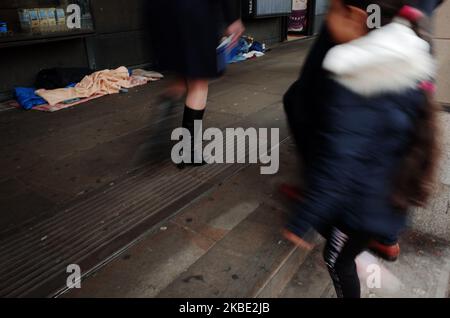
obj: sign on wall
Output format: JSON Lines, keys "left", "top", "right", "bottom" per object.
{"left": 288, "top": 0, "right": 308, "bottom": 32}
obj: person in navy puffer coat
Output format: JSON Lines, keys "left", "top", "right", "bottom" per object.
{"left": 283, "top": 0, "right": 442, "bottom": 298}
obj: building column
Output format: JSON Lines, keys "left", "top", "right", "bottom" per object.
{"left": 435, "top": 1, "right": 450, "bottom": 106}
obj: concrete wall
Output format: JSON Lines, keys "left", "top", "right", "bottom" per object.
{"left": 0, "top": 36, "right": 88, "bottom": 96}
{"left": 411, "top": 3, "right": 450, "bottom": 241}
{"left": 411, "top": 113, "right": 450, "bottom": 242}
{"left": 86, "top": 0, "right": 152, "bottom": 70}
{"left": 244, "top": 17, "right": 285, "bottom": 45}
{"left": 434, "top": 1, "right": 450, "bottom": 105}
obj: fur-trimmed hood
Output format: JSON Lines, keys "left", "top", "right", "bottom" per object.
{"left": 322, "top": 19, "right": 436, "bottom": 97}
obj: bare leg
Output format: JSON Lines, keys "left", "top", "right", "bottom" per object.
{"left": 185, "top": 79, "right": 209, "bottom": 110}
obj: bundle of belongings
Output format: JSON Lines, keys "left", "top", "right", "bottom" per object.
{"left": 35, "top": 67, "right": 94, "bottom": 90}
{"left": 14, "top": 67, "right": 164, "bottom": 112}
{"left": 228, "top": 36, "right": 266, "bottom": 64}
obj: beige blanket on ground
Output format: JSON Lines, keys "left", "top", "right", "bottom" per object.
{"left": 36, "top": 67, "right": 148, "bottom": 106}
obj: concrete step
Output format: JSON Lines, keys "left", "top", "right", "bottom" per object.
{"left": 64, "top": 138, "right": 319, "bottom": 298}
{"left": 0, "top": 91, "right": 292, "bottom": 298}
{"left": 63, "top": 134, "right": 450, "bottom": 299}
{"left": 156, "top": 204, "right": 316, "bottom": 298}
{"left": 279, "top": 241, "right": 335, "bottom": 298}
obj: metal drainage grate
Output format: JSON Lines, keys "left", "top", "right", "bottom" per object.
{"left": 0, "top": 134, "right": 284, "bottom": 297}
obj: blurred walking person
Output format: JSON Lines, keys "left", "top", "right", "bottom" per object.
{"left": 283, "top": 0, "right": 445, "bottom": 262}
{"left": 283, "top": 0, "right": 443, "bottom": 298}
{"left": 149, "top": 0, "right": 244, "bottom": 167}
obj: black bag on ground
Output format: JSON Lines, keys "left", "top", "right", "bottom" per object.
{"left": 35, "top": 67, "right": 94, "bottom": 90}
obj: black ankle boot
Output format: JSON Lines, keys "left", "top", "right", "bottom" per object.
{"left": 177, "top": 105, "right": 207, "bottom": 169}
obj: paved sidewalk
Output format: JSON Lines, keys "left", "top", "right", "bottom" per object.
{"left": 0, "top": 39, "right": 312, "bottom": 233}
{"left": 0, "top": 38, "right": 314, "bottom": 297}
{"left": 1, "top": 38, "right": 449, "bottom": 298}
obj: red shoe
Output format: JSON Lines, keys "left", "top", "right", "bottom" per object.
{"left": 282, "top": 229, "right": 314, "bottom": 251}
{"left": 280, "top": 184, "right": 304, "bottom": 202}
{"left": 368, "top": 240, "right": 400, "bottom": 262}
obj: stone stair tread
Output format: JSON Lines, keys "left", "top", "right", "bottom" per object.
{"left": 156, "top": 203, "right": 313, "bottom": 298}
{"left": 280, "top": 241, "right": 336, "bottom": 298}
{"left": 65, "top": 138, "right": 311, "bottom": 298}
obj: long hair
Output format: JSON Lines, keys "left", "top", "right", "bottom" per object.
{"left": 391, "top": 4, "right": 441, "bottom": 210}
{"left": 345, "top": 0, "right": 441, "bottom": 209}
{"left": 392, "top": 92, "right": 440, "bottom": 210}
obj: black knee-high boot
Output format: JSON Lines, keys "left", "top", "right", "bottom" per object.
{"left": 178, "top": 105, "right": 206, "bottom": 168}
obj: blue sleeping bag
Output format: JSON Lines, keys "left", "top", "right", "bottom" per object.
{"left": 15, "top": 83, "right": 77, "bottom": 110}
{"left": 14, "top": 87, "right": 47, "bottom": 110}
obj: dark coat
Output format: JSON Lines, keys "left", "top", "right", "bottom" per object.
{"left": 284, "top": 26, "right": 335, "bottom": 169}
{"left": 287, "top": 79, "right": 425, "bottom": 240}
{"left": 284, "top": 21, "right": 434, "bottom": 241}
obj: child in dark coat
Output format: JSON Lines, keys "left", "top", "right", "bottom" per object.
{"left": 284, "top": 0, "right": 441, "bottom": 298}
